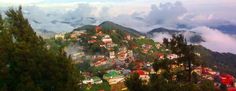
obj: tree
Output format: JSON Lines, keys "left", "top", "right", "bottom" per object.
{"left": 199, "top": 80, "right": 215, "bottom": 91}
{"left": 162, "top": 38, "right": 169, "bottom": 48}
{"left": 125, "top": 73, "right": 146, "bottom": 91}
{"left": 0, "top": 13, "right": 13, "bottom": 91}
{"left": 0, "top": 7, "right": 81, "bottom": 91}
{"left": 125, "top": 34, "right": 214, "bottom": 91}
{"left": 166, "top": 34, "right": 196, "bottom": 82}
{"left": 220, "top": 84, "right": 227, "bottom": 91}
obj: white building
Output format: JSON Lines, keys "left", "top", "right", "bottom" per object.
{"left": 109, "top": 51, "right": 116, "bottom": 59}
{"left": 55, "top": 33, "right": 65, "bottom": 39}
{"left": 102, "top": 35, "right": 112, "bottom": 44}
{"left": 138, "top": 36, "right": 145, "bottom": 39}
{"left": 127, "top": 50, "right": 133, "bottom": 57}
{"left": 156, "top": 43, "right": 161, "bottom": 49}
{"left": 82, "top": 79, "right": 94, "bottom": 84}
{"left": 71, "top": 52, "right": 85, "bottom": 60}
{"left": 167, "top": 54, "right": 178, "bottom": 59}
{"left": 108, "top": 77, "right": 125, "bottom": 85}
{"left": 82, "top": 77, "right": 103, "bottom": 84}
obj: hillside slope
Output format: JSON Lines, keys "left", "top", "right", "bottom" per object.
{"left": 195, "top": 45, "right": 236, "bottom": 76}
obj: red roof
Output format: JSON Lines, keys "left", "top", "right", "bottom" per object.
{"left": 156, "top": 53, "right": 164, "bottom": 57}
{"left": 88, "top": 40, "right": 97, "bottom": 43}
{"left": 228, "top": 87, "right": 236, "bottom": 91}
{"left": 220, "top": 74, "right": 235, "bottom": 85}
{"left": 132, "top": 70, "right": 145, "bottom": 75}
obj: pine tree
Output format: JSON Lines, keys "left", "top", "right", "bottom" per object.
{"left": 166, "top": 34, "right": 196, "bottom": 82}
{"left": 125, "top": 73, "right": 146, "bottom": 91}
{"left": 0, "top": 7, "right": 81, "bottom": 91}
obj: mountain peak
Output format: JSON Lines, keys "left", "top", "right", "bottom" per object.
{"left": 99, "top": 21, "right": 114, "bottom": 26}
{"left": 99, "top": 21, "right": 143, "bottom": 36}
{"left": 73, "top": 21, "right": 143, "bottom": 36}
{"left": 147, "top": 27, "right": 180, "bottom": 35}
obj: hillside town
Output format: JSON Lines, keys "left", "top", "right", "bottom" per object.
{"left": 1, "top": 2, "right": 236, "bottom": 91}
{"left": 53, "top": 26, "right": 236, "bottom": 91}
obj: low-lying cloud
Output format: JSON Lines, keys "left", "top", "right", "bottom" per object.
{"left": 192, "top": 27, "right": 236, "bottom": 54}
{"left": 150, "top": 26, "right": 236, "bottom": 54}
{"left": 151, "top": 33, "right": 172, "bottom": 43}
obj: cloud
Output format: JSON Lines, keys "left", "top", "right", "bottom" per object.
{"left": 22, "top": 6, "right": 73, "bottom": 32}
{"left": 192, "top": 26, "right": 236, "bottom": 54}
{"left": 110, "top": 14, "right": 152, "bottom": 33}
{"left": 0, "top": 0, "right": 43, "bottom": 6}
{"left": 2, "top": 1, "right": 236, "bottom": 54}
{"left": 20, "top": 4, "right": 99, "bottom": 32}
{"left": 106, "top": 2, "right": 188, "bottom": 32}
{"left": 149, "top": 26, "right": 236, "bottom": 54}
{"left": 151, "top": 33, "right": 172, "bottom": 43}
{"left": 65, "top": 4, "right": 94, "bottom": 18}
{"left": 145, "top": 2, "right": 187, "bottom": 27}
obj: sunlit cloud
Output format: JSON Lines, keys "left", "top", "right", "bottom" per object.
{"left": 0, "top": 0, "right": 44, "bottom": 6}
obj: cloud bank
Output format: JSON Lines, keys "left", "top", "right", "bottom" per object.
{"left": 150, "top": 26, "right": 236, "bottom": 54}
{"left": 192, "top": 27, "right": 236, "bottom": 54}
{"left": 1, "top": 1, "right": 236, "bottom": 54}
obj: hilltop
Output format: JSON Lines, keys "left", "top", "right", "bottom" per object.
{"left": 73, "top": 21, "right": 144, "bottom": 36}
{"left": 49, "top": 21, "right": 236, "bottom": 90}
{"left": 51, "top": 21, "right": 236, "bottom": 77}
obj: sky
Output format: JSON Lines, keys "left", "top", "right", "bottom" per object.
{"left": 1, "top": 0, "right": 236, "bottom": 54}
{"left": 1, "top": 0, "right": 236, "bottom": 23}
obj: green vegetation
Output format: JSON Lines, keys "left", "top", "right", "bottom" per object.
{"left": 45, "top": 38, "right": 71, "bottom": 54}
{"left": 194, "top": 45, "right": 236, "bottom": 76}
{"left": 125, "top": 73, "right": 147, "bottom": 91}
{"left": 82, "top": 81, "right": 110, "bottom": 91}
{"left": 125, "top": 34, "right": 215, "bottom": 91}
{"left": 99, "top": 21, "right": 142, "bottom": 37}
{"left": 0, "top": 7, "right": 81, "bottom": 91}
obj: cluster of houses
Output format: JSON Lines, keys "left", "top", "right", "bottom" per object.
{"left": 91, "top": 55, "right": 108, "bottom": 67}
{"left": 141, "top": 44, "right": 153, "bottom": 54}
{"left": 54, "top": 25, "right": 236, "bottom": 91}
{"left": 193, "top": 66, "right": 236, "bottom": 90}
{"left": 70, "top": 30, "right": 87, "bottom": 39}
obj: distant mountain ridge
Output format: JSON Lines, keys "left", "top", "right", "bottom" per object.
{"left": 211, "top": 24, "right": 236, "bottom": 35}
{"left": 36, "top": 29, "right": 56, "bottom": 39}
